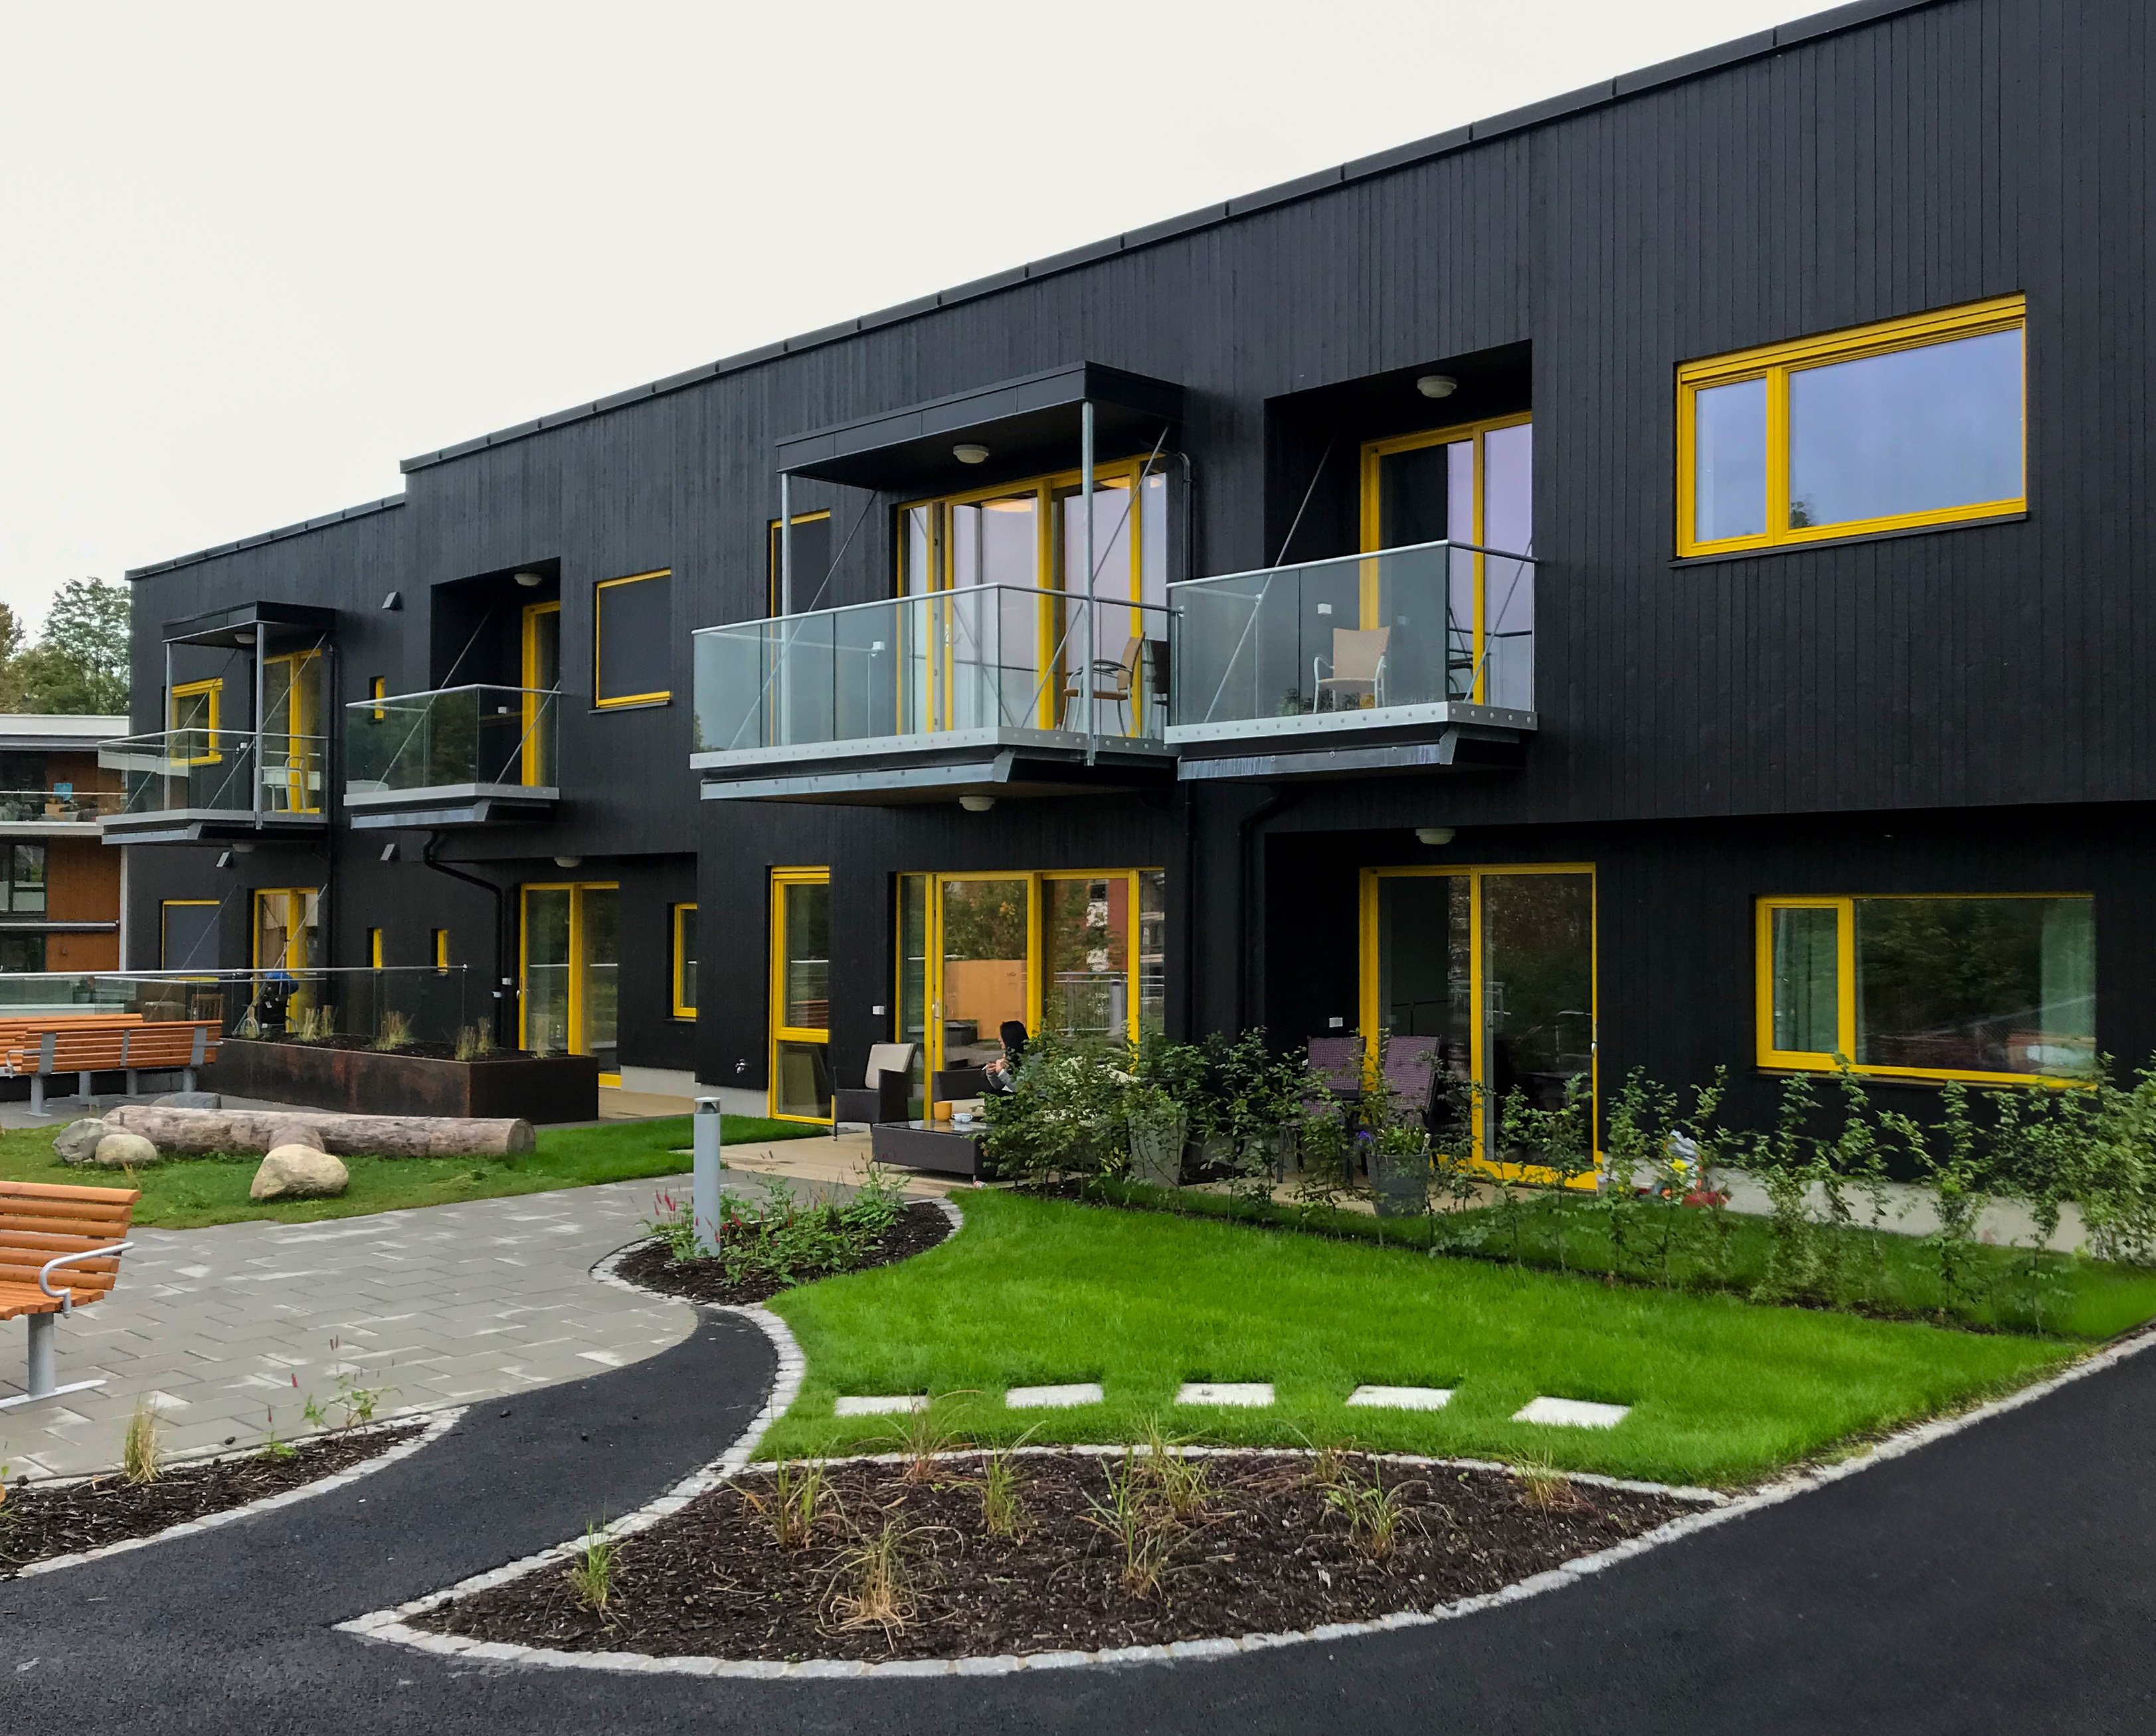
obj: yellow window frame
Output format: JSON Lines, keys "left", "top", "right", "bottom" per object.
{"left": 519, "top": 881, "right": 620, "bottom": 1082}
{"left": 1754, "top": 891, "right": 2094, "bottom": 1088}
{"left": 251, "top": 887, "right": 320, "bottom": 971}
{"left": 767, "top": 510, "right": 834, "bottom": 616}
{"left": 520, "top": 599, "right": 561, "bottom": 784}
{"left": 1358, "top": 861, "right": 1598, "bottom": 1181}
{"left": 367, "top": 675, "right": 388, "bottom": 722}
{"left": 1677, "top": 295, "right": 2028, "bottom": 558}
{"left": 432, "top": 928, "right": 450, "bottom": 970}
{"left": 592, "top": 571, "right": 672, "bottom": 709}
{"left": 159, "top": 899, "right": 219, "bottom": 972}
{"left": 770, "top": 867, "right": 833, "bottom": 1123}
{"left": 169, "top": 677, "right": 225, "bottom": 764}
{"left": 366, "top": 927, "right": 385, "bottom": 968}
{"left": 1358, "top": 412, "right": 1532, "bottom": 705}
{"left": 260, "top": 649, "right": 324, "bottom": 814}
{"left": 672, "top": 903, "right": 698, "bottom": 1019}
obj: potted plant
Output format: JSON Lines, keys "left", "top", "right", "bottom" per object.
{"left": 1124, "top": 1082, "right": 1185, "bottom": 1188}
{"left": 1367, "top": 1120, "right": 1433, "bottom": 1218}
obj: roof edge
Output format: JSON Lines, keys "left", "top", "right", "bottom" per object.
{"left": 126, "top": 493, "right": 406, "bottom": 582}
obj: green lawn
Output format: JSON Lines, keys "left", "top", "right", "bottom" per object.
{"left": 0, "top": 1113, "right": 820, "bottom": 1229}
{"left": 762, "top": 1189, "right": 2090, "bottom": 1488}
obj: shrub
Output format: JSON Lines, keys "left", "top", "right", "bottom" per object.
{"left": 644, "top": 1164, "right": 909, "bottom": 1290}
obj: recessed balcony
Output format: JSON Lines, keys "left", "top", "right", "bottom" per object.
{"left": 98, "top": 729, "right": 329, "bottom": 844}
{"left": 1166, "top": 538, "right": 1537, "bottom": 780}
{"left": 692, "top": 586, "right": 1174, "bottom": 804}
{"left": 0, "top": 788, "right": 124, "bottom": 834}
{"left": 343, "top": 685, "right": 560, "bottom": 829}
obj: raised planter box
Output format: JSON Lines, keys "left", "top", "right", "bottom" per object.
{"left": 206, "top": 1039, "right": 599, "bottom": 1124}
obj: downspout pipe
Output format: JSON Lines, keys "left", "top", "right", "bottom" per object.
{"left": 421, "top": 833, "right": 509, "bottom": 1047}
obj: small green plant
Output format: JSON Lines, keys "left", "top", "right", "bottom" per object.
{"left": 1138, "top": 1419, "right": 1211, "bottom": 1519}
{"left": 257, "top": 1404, "right": 296, "bottom": 1462}
{"left": 1516, "top": 1454, "right": 1581, "bottom": 1512}
{"left": 371, "top": 1008, "right": 414, "bottom": 1053}
{"left": 1324, "top": 1467, "right": 1409, "bottom": 1560}
{"left": 743, "top": 1460, "right": 829, "bottom": 1549}
{"left": 826, "top": 1518, "right": 920, "bottom": 1636}
{"left": 300, "top": 1340, "right": 389, "bottom": 1431}
{"left": 563, "top": 1522, "right": 616, "bottom": 1612}
{"left": 454, "top": 1025, "right": 482, "bottom": 1061}
{"left": 1083, "top": 1450, "right": 1175, "bottom": 1599}
{"left": 646, "top": 1170, "right": 912, "bottom": 1290}
{"left": 122, "top": 1399, "right": 163, "bottom": 1485}
{"left": 877, "top": 1392, "right": 974, "bottom": 1483}
{"left": 978, "top": 1447, "right": 1028, "bottom": 1539}
{"left": 1297, "top": 1432, "right": 1357, "bottom": 1491}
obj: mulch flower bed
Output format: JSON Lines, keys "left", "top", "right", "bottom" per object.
{"left": 614, "top": 1199, "right": 954, "bottom": 1307}
{"left": 0, "top": 1422, "right": 423, "bottom": 1577}
{"left": 418, "top": 1448, "right": 1692, "bottom": 1662}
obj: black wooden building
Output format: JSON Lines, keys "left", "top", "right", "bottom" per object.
{"left": 114, "top": 0, "right": 2151, "bottom": 1136}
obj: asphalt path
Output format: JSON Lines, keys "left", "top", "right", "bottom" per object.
{"left": 5, "top": 1303, "right": 2154, "bottom": 1734}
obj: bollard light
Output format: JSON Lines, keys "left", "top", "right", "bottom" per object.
{"left": 693, "top": 1096, "right": 724, "bottom": 1256}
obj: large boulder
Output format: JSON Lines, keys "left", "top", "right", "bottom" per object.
{"left": 52, "top": 1117, "right": 108, "bottom": 1165}
{"left": 93, "top": 1131, "right": 161, "bottom": 1170}
{"left": 250, "top": 1145, "right": 349, "bottom": 1201}
{"left": 154, "top": 1091, "right": 221, "bottom": 1110}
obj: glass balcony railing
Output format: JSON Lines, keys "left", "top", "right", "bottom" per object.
{"left": 0, "top": 788, "right": 124, "bottom": 824}
{"left": 98, "top": 729, "right": 329, "bottom": 820}
{"left": 693, "top": 586, "right": 1173, "bottom": 758}
{"left": 1167, "top": 539, "right": 1535, "bottom": 735}
{"left": 344, "top": 685, "right": 559, "bottom": 794}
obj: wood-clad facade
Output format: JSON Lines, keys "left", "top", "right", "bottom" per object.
{"left": 118, "top": 0, "right": 2156, "bottom": 1125}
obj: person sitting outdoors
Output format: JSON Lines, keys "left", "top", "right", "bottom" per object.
{"left": 982, "top": 1019, "right": 1030, "bottom": 1092}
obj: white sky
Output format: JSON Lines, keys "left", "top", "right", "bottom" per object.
{"left": 0, "top": 0, "right": 1808, "bottom": 630}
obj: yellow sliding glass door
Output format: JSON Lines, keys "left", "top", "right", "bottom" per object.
{"left": 521, "top": 881, "right": 619, "bottom": 1081}
{"left": 770, "top": 868, "right": 832, "bottom": 1122}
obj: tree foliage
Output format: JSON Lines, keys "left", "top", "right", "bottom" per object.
{"left": 0, "top": 579, "right": 130, "bottom": 715}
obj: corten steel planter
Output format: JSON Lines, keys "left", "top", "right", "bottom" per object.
{"left": 206, "top": 1039, "right": 600, "bottom": 1124}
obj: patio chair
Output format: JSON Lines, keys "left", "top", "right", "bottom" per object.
{"left": 833, "top": 1041, "right": 915, "bottom": 1133}
{"left": 1381, "top": 1035, "right": 1446, "bottom": 1130}
{"left": 1062, "top": 636, "right": 1145, "bottom": 735}
{"left": 1303, "top": 1035, "right": 1365, "bottom": 1100}
{"left": 1314, "top": 626, "right": 1390, "bottom": 712}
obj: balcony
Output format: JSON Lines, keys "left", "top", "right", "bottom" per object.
{"left": 343, "top": 685, "right": 559, "bottom": 829}
{"left": 1166, "top": 538, "right": 1536, "bottom": 780}
{"left": 0, "top": 788, "right": 124, "bottom": 834}
{"left": 97, "top": 729, "right": 328, "bottom": 844}
{"left": 692, "top": 586, "right": 1175, "bottom": 804}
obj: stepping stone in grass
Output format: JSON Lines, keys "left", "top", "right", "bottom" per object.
{"left": 1513, "top": 1396, "right": 1630, "bottom": 1429}
{"left": 1175, "top": 1381, "right": 1275, "bottom": 1407}
{"left": 1346, "top": 1384, "right": 1454, "bottom": 1411}
{"left": 1006, "top": 1383, "right": 1105, "bottom": 1409}
{"left": 834, "top": 1395, "right": 927, "bottom": 1417}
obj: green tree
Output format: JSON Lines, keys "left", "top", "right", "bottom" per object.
{"left": 3, "top": 579, "right": 130, "bottom": 715}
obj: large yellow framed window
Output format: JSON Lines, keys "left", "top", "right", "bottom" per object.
{"left": 771, "top": 869, "right": 832, "bottom": 1122}
{"left": 1358, "top": 414, "right": 1533, "bottom": 709}
{"left": 169, "top": 677, "right": 224, "bottom": 764}
{"left": 1757, "top": 893, "right": 2094, "bottom": 1086}
{"left": 593, "top": 571, "right": 673, "bottom": 708}
{"left": 895, "top": 868, "right": 1166, "bottom": 1109}
{"left": 521, "top": 882, "right": 620, "bottom": 1082}
{"left": 521, "top": 600, "right": 561, "bottom": 783}
{"left": 672, "top": 903, "right": 698, "bottom": 1019}
{"left": 1678, "top": 296, "right": 2026, "bottom": 557}
{"left": 1360, "top": 864, "right": 1595, "bottom": 1169}
{"left": 260, "top": 650, "right": 324, "bottom": 814}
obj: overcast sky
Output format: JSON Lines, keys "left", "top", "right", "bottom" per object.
{"left": 0, "top": 0, "right": 1809, "bottom": 630}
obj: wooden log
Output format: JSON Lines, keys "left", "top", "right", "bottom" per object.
{"left": 102, "top": 1104, "right": 535, "bottom": 1158}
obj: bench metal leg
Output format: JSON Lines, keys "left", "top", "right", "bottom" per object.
{"left": 0, "top": 1312, "right": 106, "bottom": 1412}
{"left": 78, "top": 1070, "right": 93, "bottom": 1102}
{"left": 29, "top": 1075, "right": 45, "bottom": 1117}
{"left": 126, "top": 1068, "right": 140, "bottom": 1095}
{"left": 181, "top": 1067, "right": 196, "bottom": 1093}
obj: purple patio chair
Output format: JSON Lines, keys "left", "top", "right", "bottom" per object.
{"left": 1303, "top": 1035, "right": 1364, "bottom": 1100}
{"left": 1381, "top": 1036, "right": 1445, "bottom": 1129}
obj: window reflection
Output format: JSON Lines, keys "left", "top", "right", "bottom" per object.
{"left": 1694, "top": 377, "right": 1768, "bottom": 543}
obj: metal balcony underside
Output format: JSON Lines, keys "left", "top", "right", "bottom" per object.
{"left": 99, "top": 808, "right": 328, "bottom": 847}
{"left": 696, "top": 728, "right": 1174, "bottom": 805}
{"left": 1171, "top": 702, "right": 1536, "bottom": 782}
{"left": 343, "top": 783, "right": 560, "bottom": 829}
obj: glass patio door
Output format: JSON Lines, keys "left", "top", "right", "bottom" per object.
{"left": 521, "top": 601, "right": 561, "bottom": 785}
{"left": 261, "top": 650, "right": 323, "bottom": 813}
{"left": 771, "top": 869, "right": 832, "bottom": 1122}
{"left": 521, "top": 881, "right": 620, "bottom": 1080}
{"left": 936, "top": 877, "right": 1032, "bottom": 1075}
{"left": 1366, "top": 865, "right": 1594, "bottom": 1165}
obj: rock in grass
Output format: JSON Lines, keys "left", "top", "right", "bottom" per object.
{"left": 154, "top": 1091, "right": 221, "bottom": 1110}
{"left": 92, "top": 1131, "right": 161, "bottom": 1170}
{"left": 52, "top": 1117, "right": 108, "bottom": 1164}
{"left": 250, "top": 1145, "right": 349, "bottom": 1201}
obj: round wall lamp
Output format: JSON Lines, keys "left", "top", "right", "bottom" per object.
{"left": 553, "top": 855, "right": 583, "bottom": 869}
{"left": 952, "top": 443, "right": 992, "bottom": 465}
{"left": 513, "top": 570, "right": 545, "bottom": 588}
{"left": 233, "top": 630, "right": 257, "bottom": 645}
{"left": 1415, "top": 375, "right": 1459, "bottom": 399}
{"left": 959, "top": 794, "right": 997, "bottom": 813}
{"left": 1415, "top": 825, "right": 1455, "bottom": 846}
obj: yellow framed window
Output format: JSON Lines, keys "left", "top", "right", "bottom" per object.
{"left": 521, "top": 882, "right": 620, "bottom": 1081}
{"left": 1678, "top": 296, "right": 2026, "bottom": 557}
{"left": 252, "top": 887, "right": 321, "bottom": 972}
{"left": 260, "top": 650, "right": 324, "bottom": 813}
{"left": 767, "top": 510, "right": 834, "bottom": 616}
{"left": 1358, "top": 413, "right": 1533, "bottom": 709}
{"left": 672, "top": 903, "right": 698, "bottom": 1019}
{"left": 771, "top": 869, "right": 832, "bottom": 1122}
{"left": 1756, "top": 893, "right": 2094, "bottom": 1086}
{"left": 366, "top": 927, "right": 385, "bottom": 968}
{"left": 169, "top": 677, "right": 224, "bottom": 763}
{"left": 432, "top": 928, "right": 450, "bottom": 970}
{"left": 593, "top": 571, "right": 672, "bottom": 708}
{"left": 159, "top": 899, "right": 219, "bottom": 971}
{"left": 368, "top": 675, "right": 388, "bottom": 721}
{"left": 520, "top": 600, "right": 561, "bottom": 784}
{"left": 1360, "top": 863, "right": 1595, "bottom": 1172}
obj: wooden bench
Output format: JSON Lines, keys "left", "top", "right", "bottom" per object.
{"left": 0, "top": 1178, "right": 137, "bottom": 1411}
{"left": 1, "top": 1019, "right": 220, "bottom": 1114}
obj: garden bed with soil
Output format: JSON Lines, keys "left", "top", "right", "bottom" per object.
{"left": 0, "top": 1421, "right": 424, "bottom": 1577}
{"left": 614, "top": 1199, "right": 953, "bottom": 1306}
{"left": 417, "top": 1448, "right": 1693, "bottom": 1662}
{"left": 210, "top": 1037, "right": 599, "bottom": 1122}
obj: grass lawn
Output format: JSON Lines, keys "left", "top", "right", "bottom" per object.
{"left": 0, "top": 1114, "right": 820, "bottom": 1229}
{"left": 762, "top": 1189, "right": 2094, "bottom": 1488}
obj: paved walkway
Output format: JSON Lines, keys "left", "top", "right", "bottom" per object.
{"left": 0, "top": 1176, "right": 698, "bottom": 1477}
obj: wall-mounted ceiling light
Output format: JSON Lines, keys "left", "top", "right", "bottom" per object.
{"left": 380, "top": 841, "right": 399, "bottom": 863}
{"left": 952, "top": 443, "right": 991, "bottom": 465}
{"left": 959, "top": 794, "right": 996, "bottom": 813}
{"left": 233, "top": 630, "right": 256, "bottom": 645}
{"left": 513, "top": 570, "right": 544, "bottom": 588}
{"left": 1415, "top": 375, "right": 1459, "bottom": 399}
{"left": 381, "top": 590, "right": 403, "bottom": 611}
{"left": 553, "top": 855, "right": 583, "bottom": 869}
{"left": 231, "top": 841, "right": 255, "bottom": 855}
{"left": 1415, "top": 825, "right": 1455, "bottom": 846}
{"left": 215, "top": 850, "right": 233, "bottom": 869}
